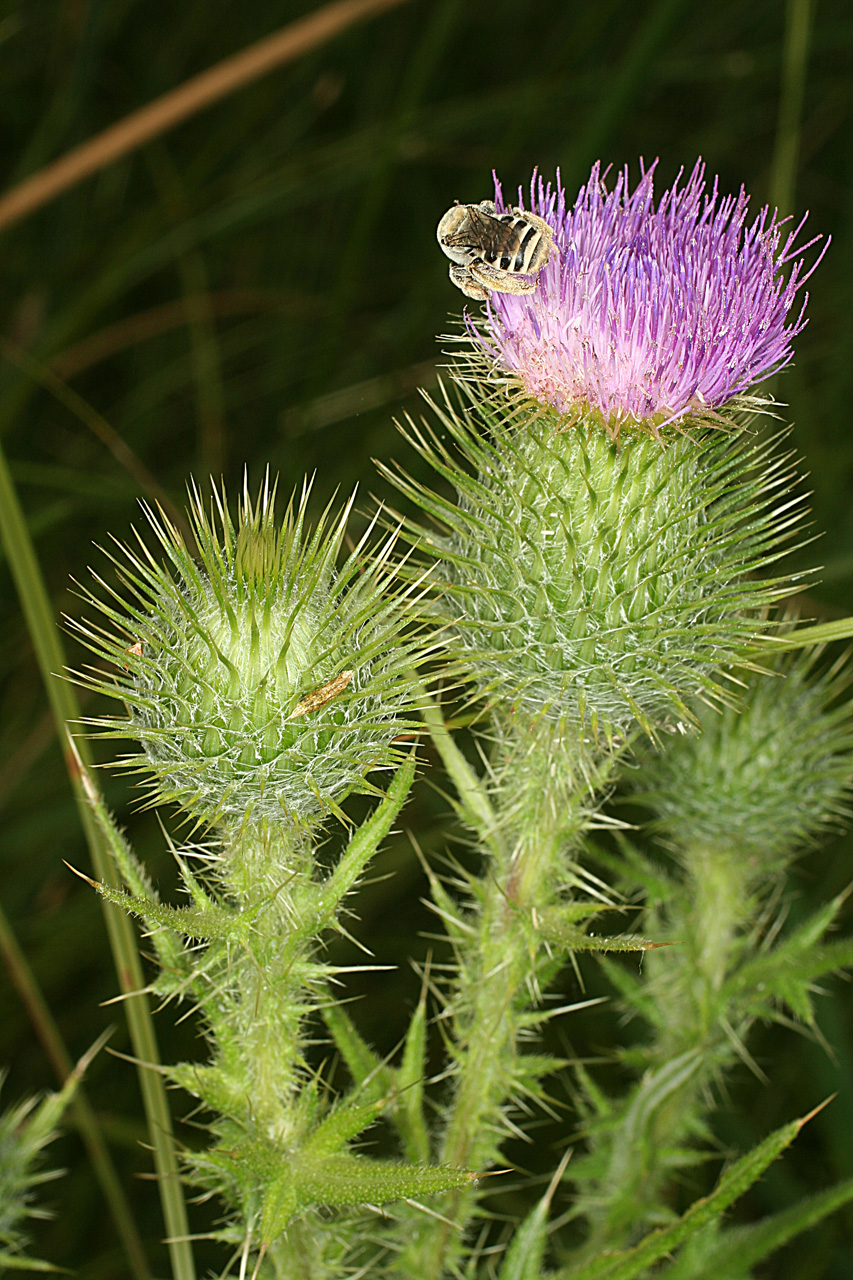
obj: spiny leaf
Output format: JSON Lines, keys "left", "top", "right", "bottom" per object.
{"left": 303, "top": 751, "right": 417, "bottom": 933}
{"left": 556, "top": 1104, "right": 828, "bottom": 1280}
{"left": 498, "top": 1150, "right": 573, "bottom": 1280}
{"left": 723, "top": 896, "right": 853, "bottom": 1024}
{"left": 302, "top": 1096, "right": 386, "bottom": 1158}
{"left": 659, "top": 1177, "right": 853, "bottom": 1279}
{"left": 538, "top": 898, "right": 666, "bottom": 954}
{"left": 75, "top": 870, "right": 256, "bottom": 943}
{"left": 321, "top": 1002, "right": 395, "bottom": 1103}
{"left": 395, "top": 977, "right": 431, "bottom": 1164}
{"left": 291, "top": 1152, "right": 472, "bottom": 1213}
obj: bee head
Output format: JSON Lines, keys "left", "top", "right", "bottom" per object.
{"left": 436, "top": 204, "right": 480, "bottom": 265}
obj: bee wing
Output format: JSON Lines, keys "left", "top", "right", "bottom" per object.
{"left": 442, "top": 205, "right": 506, "bottom": 256}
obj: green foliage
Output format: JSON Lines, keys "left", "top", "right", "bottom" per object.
{"left": 0, "top": 1069, "right": 82, "bottom": 1273}
{"left": 636, "top": 641, "right": 853, "bottom": 860}
{"left": 75, "top": 680, "right": 479, "bottom": 1274}
{"left": 2, "top": 2, "right": 852, "bottom": 1276}
{"left": 659, "top": 1178, "right": 853, "bottom": 1279}
{"left": 557, "top": 1108, "right": 828, "bottom": 1280}
{"left": 497, "top": 1153, "right": 572, "bottom": 1280}
{"left": 560, "top": 648, "right": 853, "bottom": 1268}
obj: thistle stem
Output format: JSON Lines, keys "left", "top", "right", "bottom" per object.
{"left": 583, "top": 842, "right": 754, "bottom": 1255}
{"left": 220, "top": 824, "right": 316, "bottom": 1125}
{"left": 405, "top": 713, "right": 601, "bottom": 1279}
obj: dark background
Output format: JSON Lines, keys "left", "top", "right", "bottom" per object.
{"left": 0, "top": 1, "right": 851, "bottom": 1275}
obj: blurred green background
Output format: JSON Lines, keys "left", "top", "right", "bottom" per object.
{"left": 0, "top": 0, "right": 851, "bottom": 1275}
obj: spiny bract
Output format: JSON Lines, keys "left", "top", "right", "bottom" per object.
{"left": 635, "top": 638, "right": 853, "bottom": 861}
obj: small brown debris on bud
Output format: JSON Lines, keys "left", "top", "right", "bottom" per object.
{"left": 288, "top": 671, "right": 353, "bottom": 720}
{"left": 123, "top": 640, "right": 144, "bottom": 670}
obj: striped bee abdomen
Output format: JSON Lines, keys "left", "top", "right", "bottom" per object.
{"left": 437, "top": 198, "right": 554, "bottom": 299}
{"left": 513, "top": 221, "right": 543, "bottom": 272}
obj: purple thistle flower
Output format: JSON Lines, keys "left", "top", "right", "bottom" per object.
{"left": 475, "top": 160, "right": 826, "bottom": 434}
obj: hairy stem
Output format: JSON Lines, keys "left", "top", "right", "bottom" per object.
{"left": 401, "top": 714, "right": 605, "bottom": 1279}
{"left": 583, "top": 842, "right": 754, "bottom": 1255}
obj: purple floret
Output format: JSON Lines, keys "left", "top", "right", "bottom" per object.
{"left": 476, "top": 160, "right": 826, "bottom": 432}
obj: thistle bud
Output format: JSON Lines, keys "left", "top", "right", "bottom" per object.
{"left": 391, "top": 391, "right": 805, "bottom": 739}
{"left": 635, "top": 641, "right": 853, "bottom": 864}
{"left": 72, "top": 476, "right": 435, "bottom": 833}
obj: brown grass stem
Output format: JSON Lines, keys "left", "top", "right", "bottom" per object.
{"left": 0, "top": 0, "right": 410, "bottom": 234}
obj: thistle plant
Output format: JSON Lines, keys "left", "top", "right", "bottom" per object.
{"left": 59, "top": 159, "right": 853, "bottom": 1280}
{"left": 570, "top": 639, "right": 853, "bottom": 1266}
{"left": 373, "top": 159, "right": 852, "bottom": 1278}
{"left": 69, "top": 477, "right": 470, "bottom": 1277}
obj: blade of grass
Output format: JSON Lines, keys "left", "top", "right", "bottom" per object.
{"left": 561, "top": 0, "right": 690, "bottom": 185}
{"left": 309, "top": 0, "right": 463, "bottom": 389}
{"left": 0, "top": 0, "right": 411, "bottom": 234}
{"left": 0, "top": 897, "right": 152, "bottom": 1280}
{"left": 0, "top": 439, "right": 196, "bottom": 1280}
{"left": 770, "top": 0, "right": 814, "bottom": 217}
{"left": 144, "top": 145, "right": 227, "bottom": 477}
{"left": 49, "top": 289, "right": 321, "bottom": 381}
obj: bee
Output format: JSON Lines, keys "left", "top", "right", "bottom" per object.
{"left": 436, "top": 200, "right": 554, "bottom": 300}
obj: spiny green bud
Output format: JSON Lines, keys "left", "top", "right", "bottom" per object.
{"left": 385, "top": 376, "right": 807, "bottom": 739}
{"left": 71, "top": 476, "right": 438, "bottom": 832}
{"left": 634, "top": 639, "right": 853, "bottom": 863}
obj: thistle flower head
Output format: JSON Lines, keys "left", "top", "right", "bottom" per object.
{"left": 635, "top": 639, "right": 853, "bottom": 863}
{"left": 71, "top": 476, "right": 436, "bottom": 833}
{"left": 471, "top": 160, "right": 825, "bottom": 435}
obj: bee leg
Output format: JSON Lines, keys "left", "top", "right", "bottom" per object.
{"left": 469, "top": 261, "right": 539, "bottom": 295}
{"left": 449, "top": 263, "right": 490, "bottom": 300}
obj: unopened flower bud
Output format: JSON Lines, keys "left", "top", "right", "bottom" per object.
{"left": 72, "top": 477, "right": 435, "bottom": 832}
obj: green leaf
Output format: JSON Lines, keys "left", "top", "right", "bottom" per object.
{"left": 754, "top": 616, "right": 853, "bottom": 651}
{"left": 659, "top": 1176, "right": 853, "bottom": 1279}
{"left": 257, "top": 1152, "right": 473, "bottom": 1248}
{"left": 288, "top": 752, "right": 418, "bottom": 960}
{"left": 724, "top": 896, "right": 853, "bottom": 1024}
{"left": 72, "top": 745, "right": 187, "bottom": 975}
{"left": 82, "top": 874, "right": 254, "bottom": 943}
{"left": 538, "top": 902, "right": 660, "bottom": 955}
{"left": 395, "top": 977, "right": 431, "bottom": 1164}
{"left": 498, "top": 1151, "right": 572, "bottom": 1280}
{"left": 556, "top": 1105, "right": 824, "bottom": 1280}
{"left": 302, "top": 1096, "right": 386, "bottom": 1157}
{"left": 417, "top": 684, "right": 505, "bottom": 858}
{"left": 291, "top": 1153, "right": 472, "bottom": 1213}
{"left": 321, "top": 1002, "right": 395, "bottom": 1103}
